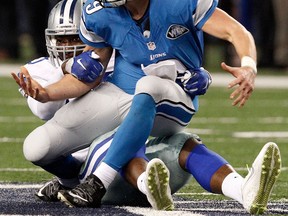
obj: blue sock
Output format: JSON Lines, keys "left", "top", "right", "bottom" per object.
{"left": 185, "top": 144, "right": 228, "bottom": 192}
{"left": 40, "top": 155, "right": 82, "bottom": 179}
{"left": 104, "top": 93, "right": 156, "bottom": 171}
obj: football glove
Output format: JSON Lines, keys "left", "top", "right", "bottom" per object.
{"left": 176, "top": 67, "right": 212, "bottom": 97}
{"left": 64, "top": 50, "right": 104, "bottom": 83}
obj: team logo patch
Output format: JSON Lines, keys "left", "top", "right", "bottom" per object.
{"left": 146, "top": 41, "right": 156, "bottom": 50}
{"left": 166, "top": 24, "right": 189, "bottom": 39}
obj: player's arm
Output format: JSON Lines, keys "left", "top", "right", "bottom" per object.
{"left": 202, "top": 8, "right": 257, "bottom": 107}
{"left": 12, "top": 46, "right": 113, "bottom": 103}
{"left": 15, "top": 66, "right": 67, "bottom": 120}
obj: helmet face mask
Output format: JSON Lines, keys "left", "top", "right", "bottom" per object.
{"left": 45, "top": 0, "right": 85, "bottom": 67}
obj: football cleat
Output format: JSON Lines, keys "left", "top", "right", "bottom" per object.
{"left": 242, "top": 142, "right": 281, "bottom": 215}
{"left": 145, "top": 158, "right": 174, "bottom": 211}
{"left": 57, "top": 174, "right": 106, "bottom": 208}
{"left": 35, "top": 178, "right": 67, "bottom": 202}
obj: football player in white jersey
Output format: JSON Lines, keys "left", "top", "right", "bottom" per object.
{"left": 14, "top": 0, "right": 115, "bottom": 201}
{"left": 13, "top": 0, "right": 281, "bottom": 214}
{"left": 13, "top": 0, "right": 191, "bottom": 209}
{"left": 14, "top": 0, "right": 91, "bottom": 198}
{"left": 17, "top": 0, "right": 84, "bottom": 121}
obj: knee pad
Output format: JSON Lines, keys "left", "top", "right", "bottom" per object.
{"left": 23, "top": 126, "right": 51, "bottom": 165}
{"left": 135, "top": 76, "right": 164, "bottom": 102}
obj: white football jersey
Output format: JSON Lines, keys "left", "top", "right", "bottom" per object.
{"left": 21, "top": 57, "right": 68, "bottom": 121}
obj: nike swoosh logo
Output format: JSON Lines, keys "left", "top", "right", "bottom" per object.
{"left": 77, "top": 59, "right": 86, "bottom": 70}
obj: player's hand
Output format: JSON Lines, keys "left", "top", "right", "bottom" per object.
{"left": 221, "top": 62, "right": 256, "bottom": 107}
{"left": 11, "top": 67, "right": 49, "bottom": 102}
{"left": 63, "top": 50, "right": 104, "bottom": 83}
{"left": 177, "top": 67, "right": 212, "bottom": 97}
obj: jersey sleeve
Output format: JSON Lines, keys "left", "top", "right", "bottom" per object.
{"left": 79, "top": 10, "right": 109, "bottom": 48}
{"left": 27, "top": 97, "right": 66, "bottom": 121}
{"left": 22, "top": 59, "right": 67, "bottom": 121}
{"left": 193, "top": 0, "right": 218, "bottom": 30}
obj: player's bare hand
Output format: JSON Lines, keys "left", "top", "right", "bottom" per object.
{"left": 221, "top": 62, "right": 256, "bottom": 107}
{"left": 11, "top": 67, "right": 49, "bottom": 102}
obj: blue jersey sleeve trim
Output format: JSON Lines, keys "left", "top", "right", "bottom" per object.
{"left": 79, "top": 31, "right": 109, "bottom": 48}
{"left": 195, "top": 0, "right": 218, "bottom": 30}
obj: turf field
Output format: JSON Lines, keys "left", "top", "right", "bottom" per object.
{"left": 0, "top": 75, "right": 287, "bottom": 215}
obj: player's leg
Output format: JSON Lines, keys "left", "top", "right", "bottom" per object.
{"left": 58, "top": 127, "right": 174, "bottom": 210}
{"left": 98, "top": 75, "right": 195, "bottom": 182}
{"left": 145, "top": 132, "right": 194, "bottom": 193}
{"left": 25, "top": 83, "right": 131, "bottom": 197}
{"left": 103, "top": 132, "right": 195, "bottom": 207}
{"left": 123, "top": 153, "right": 174, "bottom": 210}
{"left": 65, "top": 75, "right": 196, "bottom": 207}
{"left": 177, "top": 135, "right": 282, "bottom": 214}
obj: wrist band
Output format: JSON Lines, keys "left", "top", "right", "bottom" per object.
{"left": 241, "top": 56, "right": 257, "bottom": 74}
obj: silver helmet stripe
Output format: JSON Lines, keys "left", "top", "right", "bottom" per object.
{"left": 60, "top": 0, "right": 78, "bottom": 24}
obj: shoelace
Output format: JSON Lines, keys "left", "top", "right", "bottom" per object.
{"left": 46, "top": 181, "right": 61, "bottom": 198}
{"left": 71, "top": 184, "right": 94, "bottom": 202}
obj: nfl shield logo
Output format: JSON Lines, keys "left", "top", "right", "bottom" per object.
{"left": 147, "top": 42, "right": 156, "bottom": 50}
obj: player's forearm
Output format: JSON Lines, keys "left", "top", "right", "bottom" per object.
{"left": 203, "top": 8, "right": 257, "bottom": 61}
{"left": 229, "top": 25, "right": 257, "bottom": 62}
{"left": 45, "top": 74, "right": 95, "bottom": 101}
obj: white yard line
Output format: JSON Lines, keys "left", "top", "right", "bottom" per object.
{"left": 233, "top": 131, "right": 288, "bottom": 138}
{"left": 123, "top": 206, "right": 205, "bottom": 216}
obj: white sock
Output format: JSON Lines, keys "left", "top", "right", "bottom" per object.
{"left": 137, "top": 172, "right": 147, "bottom": 195}
{"left": 93, "top": 162, "right": 117, "bottom": 189}
{"left": 221, "top": 172, "right": 244, "bottom": 204}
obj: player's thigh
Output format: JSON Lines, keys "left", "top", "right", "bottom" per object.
{"left": 136, "top": 76, "right": 197, "bottom": 136}
{"left": 24, "top": 83, "right": 132, "bottom": 163}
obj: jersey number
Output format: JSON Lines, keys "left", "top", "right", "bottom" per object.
{"left": 85, "top": 2, "right": 103, "bottom": 14}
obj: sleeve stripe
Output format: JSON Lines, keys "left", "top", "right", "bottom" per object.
{"left": 79, "top": 15, "right": 106, "bottom": 46}
{"left": 193, "top": 0, "right": 216, "bottom": 28}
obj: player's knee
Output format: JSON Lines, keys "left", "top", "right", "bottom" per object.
{"left": 178, "top": 134, "right": 202, "bottom": 169}
{"left": 23, "top": 127, "right": 51, "bottom": 165}
{"left": 135, "top": 76, "right": 163, "bottom": 102}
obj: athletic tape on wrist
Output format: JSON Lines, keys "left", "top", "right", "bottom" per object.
{"left": 241, "top": 56, "right": 257, "bottom": 74}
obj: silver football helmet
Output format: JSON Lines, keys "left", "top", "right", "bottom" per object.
{"left": 97, "top": 0, "right": 127, "bottom": 8}
{"left": 45, "top": 0, "right": 86, "bottom": 67}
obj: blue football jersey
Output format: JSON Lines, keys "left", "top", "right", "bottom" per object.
{"left": 81, "top": 0, "right": 218, "bottom": 93}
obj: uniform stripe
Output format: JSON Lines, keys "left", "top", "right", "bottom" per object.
{"left": 59, "top": 0, "right": 67, "bottom": 24}
{"left": 79, "top": 17, "right": 106, "bottom": 46}
{"left": 193, "top": 0, "right": 218, "bottom": 28}
{"left": 69, "top": 0, "right": 78, "bottom": 23}
{"left": 79, "top": 134, "right": 114, "bottom": 180}
{"left": 156, "top": 100, "right": 195, "bottom": 126}
{"left": 156, "top": 113, "right": 190, "bottom": 127}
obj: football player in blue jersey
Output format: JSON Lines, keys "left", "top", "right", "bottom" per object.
{"left": 14, "top": 0, "right": 281, "bottom": 214}
{"left": 12, "top": 0, "right": 176, "bottom": 208}
{"left": 13, "top": 0, "right": 182, "bottom": 209}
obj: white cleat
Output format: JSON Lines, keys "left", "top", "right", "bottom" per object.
{"left": 242, "top": 142, "right": 281, "bottom": 215}
{"left": 145, "top": 158, "right": 174, "bottom": 211}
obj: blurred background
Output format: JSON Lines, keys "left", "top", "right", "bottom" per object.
{"left": 0, "top": 0, "right": 287, "bottom": 73}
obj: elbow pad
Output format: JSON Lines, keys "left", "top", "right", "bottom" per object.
{"left": 64, "top": 50, "right": 104, "bottom": 83}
